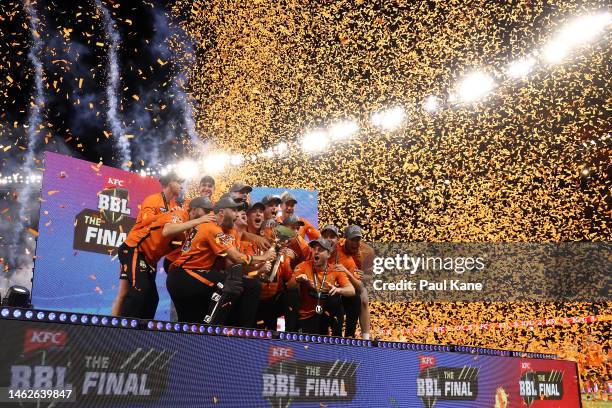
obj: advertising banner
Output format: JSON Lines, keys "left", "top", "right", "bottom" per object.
{"left": 0, "top": 319, "right": 581, "bottom": 407}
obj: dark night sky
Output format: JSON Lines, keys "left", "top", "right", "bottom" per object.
{"left": 1, "top": 0, "right": 197, "bottom": 171}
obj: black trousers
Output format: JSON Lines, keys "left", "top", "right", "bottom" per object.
{"left": 166, "top": 267, "right": 226, "bottom": 324}
{"left": 342, "top": 295, "right": 361, "bottom": 337}
{"left": 299, "top": 294, "right": 344, "bottom": 336}
{"left": 118, "top": 243, "right": 159, "bottom": 319}
{"left": 256, "top": 286, "right": 300, "bottom": 331}
{"left": 226, "top": 278, "right": 262, "bottom": 328}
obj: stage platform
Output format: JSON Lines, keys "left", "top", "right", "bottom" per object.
{"left": 0, "top": 307, "right": 581, "bottom": 407}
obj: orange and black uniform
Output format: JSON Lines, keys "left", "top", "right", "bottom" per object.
{"left": 299, "top": 218, "right": 321, "bottom": 241}
{"left": 168, "top": 222, "right": 263, "bottom": 326}
{"left": 333, "top": 239, "right": 361, "bottom": 337}
{"left": 224, "top": 228, "right": 263, "bottom": 328}
{"left": 166, "top": 222, "right": 236, "bottom": 323}
{"left": 291, "top": 260, "right": 349, "bottom": 335}
{"left": 118, "top": 192, "right": 180, "bottom": 319}
{"left": 255, "top": 252, "right": 299, "bottom": 331}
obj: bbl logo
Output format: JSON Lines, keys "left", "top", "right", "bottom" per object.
{"left": 73, "top": 177, "right": 136, "bottom": 254}
{"left": 416, "top": 356, "right": 478, "bottom": 408}
{"left": 262, "top": 346, "right": 357, "bottom": 408}
{"left": 98, "top": 186, "right": 130, "bottom": 224}
{"left": 519, "top": 370, "right": 564, "bottom": 406}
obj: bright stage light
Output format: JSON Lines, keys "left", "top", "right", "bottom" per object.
{"left": 329, "top": 120, "right": 359, "bottom": 140}
{"left": 543, "top": 12, "right": 611, "bottom": 63}
{"left": 302, "top": 130, "right": 329, "bottom": 153}
{"left": 175, "top": 159, "right": 197, "bottom": 180}
{"left": 202, "top": 152, "right": 229, "bottom": 174}
{"left": 230, "top": 154, "right": 243, "bottom": 166}
{"left": 542, "top": 40, "right": 569, "bottom": 64}
{"left": 506, "top": 56, "right": 536, "bottom": 78}
{"left": 274, "top": 141, "right": 288, "bottom": 155}
{"left": 457, "top": 72, "right": 495, "bottom": 102}
{"left": 423, "top": 95, "right": 440, "bottom": 113}
{"left": 371, "top": 107, "right": 405, "bottom": 130}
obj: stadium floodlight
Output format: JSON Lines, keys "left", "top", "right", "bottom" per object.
{"left": 371, "top": 106, "right": 405, "bottom": 130}
{"left": 302, "top": 130, "right": 329, "bottom": 153}
{"left": 274, "top": 141, "right": 288, "bottom": 155}
{"left": 175, "top": 159, "right": 197, "bottom": 180}
{"left": 506, "top": 56, "right": 536, "bottom": 78}
{"left": 328, "top": 120, "right": 359, "bottom": 140}
{"left": 229, "top": 154, "right": 243, "bottom": 166}
{"left": 202, "top": 152, "right": 229, "bottom": 174}
{"left": 423, "top": 95, "right": 440, "bottom": 113}
{"left": 457, "top": 72, "right": 495, "bottom": 102}
{"left": 543, "top": 12, "right": 611, "bottom": 63}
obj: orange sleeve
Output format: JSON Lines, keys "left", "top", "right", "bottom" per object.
{"left": 138, "top": 195, "right": 165, "bottom": 227}
{"left": 279, "top": 255, "right": 293, "bottom": 282}
{"left": 302, "top": 219, "right": 321, "bottom": 240}
{"left": 201, "top": 224, "right": 234, "bottom": 255}
{"left": 334, "top": 271, "right": 350, "bottom": 287}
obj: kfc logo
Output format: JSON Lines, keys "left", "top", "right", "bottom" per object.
{"left": 106, "top": 177, "right": 125, "bottom": 187}
{"left": 24, "top": 329, "right": 67, "bottom": 353}
{"left": 268, "top": 346, "right": 294, "bottom": 365}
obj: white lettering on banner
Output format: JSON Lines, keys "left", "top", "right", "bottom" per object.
{"left": 10, "top": 365, "right": 68, "bottom": 389}
{"left": 106, "top": 177, "right": 125, "bottom": 187}
{"left": 82, "top": 372, "right": 151, "bottom": 396}
{"left": 84, "top": 226, "right": 126, "bottom": 247}
{"left": 98, "top": 194, "right": 130, "bottom": 216}
{"left": 30, "top": 331, "right": 63, "bottom": 344}
{"left": 262, "top": 374, "right": 300, "bottom": 397}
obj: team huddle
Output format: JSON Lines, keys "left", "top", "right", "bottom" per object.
{"left": 111, "top": 172, "right": 374, "bottom": 338}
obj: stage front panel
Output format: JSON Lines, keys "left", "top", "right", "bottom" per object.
{"left": 0, "top": 319, "right": 580, "bottom": 407}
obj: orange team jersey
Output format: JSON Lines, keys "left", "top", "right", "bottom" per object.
{"left": 299, "top": 218, "right": 320, "bottom": 240}
{"left": 260, "top": 255, "right": 292, "bottom": 300}
{"left": 345, "top": 240, "right": 375, "bottom": 272}
{"left": 135, "top": 209, "right": 189, "bottom": 265}
{"left": 172, "top": 222, "right": 236, "bottom": 271}
{"left": 287, "top": 234, "right": 311, "bottom": 263}
{"left": 293, "top": 260, "right": 350, "bottom": 319}
{"left": 329, "top": 241, "right": 359, "bottom": 280}
{"left": 125, "top": 192, "right": 179, "bottom": 247}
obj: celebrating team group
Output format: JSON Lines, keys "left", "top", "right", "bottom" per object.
{"left": 111, "top": 172, "right": 374, "bottom": 339}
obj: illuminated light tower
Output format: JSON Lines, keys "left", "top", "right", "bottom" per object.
{"left": 328, "top": 120, "right": 359, "bottom": 141}
{"left": 230, "top": 154, "right": 243, "bottom": 166}
{"left": 202, "top": 152, "right": 229, "bottom": 175}
{"left": 175, "top": 159, "right": 197, "bottom": 180}
{"left": 423, "top": 95, "right": 440, "bottom": 113}
{"left": 371, "top": 107, "right": 405, "bottom": 130}
{"left": 301, "top": 130, "right": 329, "bottom": 153}
{"left": 506, "top": 56, "right": 536, "bottom": 79}
{"left": 542, "top": 12, "right": 612, "bottom": 64}
{"left": 457, "top": 72, "right": 496, "bottom": 103}
{"left": 274, "top": 142, "right": 288, "bottom": 155}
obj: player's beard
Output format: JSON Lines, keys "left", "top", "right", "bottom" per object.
{"left": 221, "top": 213, "right": 234, "bottom": 230}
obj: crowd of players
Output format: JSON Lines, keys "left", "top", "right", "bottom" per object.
{"left": 111, "top": 172, "right": 374, "bottom": 338}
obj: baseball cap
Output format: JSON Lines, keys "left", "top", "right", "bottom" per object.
{"left": 281, "top": 192, "right": 298, "bottom": 204}
{"left": 229, "top": 181, "right": 252, "bottom": 193}
{"left": 320, "top": 224, "right": 339, "bottom": 237}
{"left": 246, "top": 201, "right": 265, "bottom": 213}
{"left": 261, "top": 195, "right": 281, "bottom": 206}
{"left": 159, "top": 171, "right": 184, "bottom": 186}
{"left": 308, "top": 237, "right": 333, "bottom": 252}
{"left": 188, "top": 196, "right": 214, "bottom": 211}
{"left": 214, "top": 196, "right": 243, "bottom": 213}
{"left": 344, "top": 224, "right": 363, "bottom": 239}
{"left": 200, "top": 175, "right": 215, "bottom": 186}
{"left": 282, "top": 214, "right": 305, "bottom": 227}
